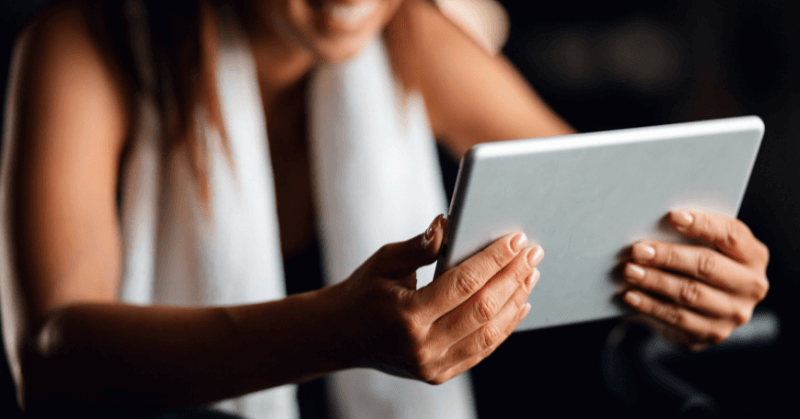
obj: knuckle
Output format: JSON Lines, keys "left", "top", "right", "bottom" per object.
{"left": 700, "top": 214, "right": 714, "bottom": 237}
{"left": 513, "top": 258, "right": 532, "bottom": 283}
{"left": 397, "top": 316, "right": 428, "bottom": 359}
{"left": 697, "top": 250, "right": 717, "bottom": 279}
{"left": 400, "top": 312, "right": 425, "bottom": 342}
{"left": 453, "top": 266, "right": 483, "bottom": 297}
{"left": 723, "top": 219, "right": 744, "bottom": 248}
{"left": 760, "top": 242, "right": 770, "bottom": 265}
{"left": 654, "top": 304, "right": 683, "bottom": 326}
{"left": 678, "top": 280, "right": 702, "bottom": 306}
{"left": 738, "top": 219, "right": 754, "bottom": 236}
{"left": 416, "top": 364, "right": 437, "bottom": 382}
{"left": 427, "top": 375, "right": 446, "bottom": 386}
{"left": 661, "top": 245, "right": 679, "bottom": 268}
{"left": 510, "top": 286, "right": 530, "bottom": 308}
{"left": 375, "top": 244, "right": 392, "bottom": 260}
{"left": 649, "top": 270, "right": 666, "bottom": 290}
{"left": 482, "top": 343, "right": 500, "bottom": 359}
{"left": 733, "top": 308, "right": 752, "bottom": 326}
{"left": 751, "top": 276, "right": 770, "bottom": 301}
{"left": 473, "top": 295, "right": 500, "bottom": 324}
{"left": 480, "top": 325, "right": 502, "bottom": 350}
{"left": 761, "top": 277, "right": 770, "bottom": 299}
{"left": 490, "top": 252, "right": 506, "bottom": 270}
{"left": 708, "top": 328, "right": 731, "bottom": 346}
{"left": 409, "top": 345, "right": 434, "bottom": 367}
{"left": 492, "top": 245, "right": 515, "bottom": 269}
{"left": 399, "top": 293, "right": 421, "bottom": 317}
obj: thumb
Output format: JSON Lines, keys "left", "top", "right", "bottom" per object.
{"left": 373, "top": 214, "right": 447, "bottom": 279}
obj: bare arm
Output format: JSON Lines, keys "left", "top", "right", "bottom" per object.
{"left": 0, "top": 5, "right": 347, "bottom": 412}
{"left": 390, "top": 0, "right": 575, "bottom": 158}
{"left": 390, "top": 2, "right": 768, "bottom": 351}
{"left": 1, "top": 6, "right": 543, "bottom": 414}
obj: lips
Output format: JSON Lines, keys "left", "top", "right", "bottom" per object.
{"left": 322, "top": 1, "right": 379, "bottom": 30}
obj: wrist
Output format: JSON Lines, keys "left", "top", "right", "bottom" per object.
{"left": 310, "top": 281, "right": 359, "bottom": 371}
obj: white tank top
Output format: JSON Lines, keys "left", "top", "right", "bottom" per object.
{"left": 93, "top": 2, "right": 477, "bottom": 418}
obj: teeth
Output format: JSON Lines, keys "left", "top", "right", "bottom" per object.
{"left": 327, "top": 2, "right": 378, "bottom": 26}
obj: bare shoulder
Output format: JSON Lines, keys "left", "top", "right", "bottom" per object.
{"left": 388, "top": 0, "right": 573, "bottom": 157}
{"left": 13, "top": 0, "right": 133, "bottom": 139}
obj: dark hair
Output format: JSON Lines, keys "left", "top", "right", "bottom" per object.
{"left": 86, "top": 0, "right": 229, "bottom": 204}
{"left": 83, "top": 0, "right": 422, "bottom": 204}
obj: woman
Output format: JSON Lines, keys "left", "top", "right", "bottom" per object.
{"left": 0, "top": 0, "right": 769, "bottom": 417}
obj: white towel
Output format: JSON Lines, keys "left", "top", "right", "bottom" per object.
{"left": 310, "top": 33, "right": 476, "bottom": 419}
{"left": 1, "top": 2, "right": 478, "bottom": 418}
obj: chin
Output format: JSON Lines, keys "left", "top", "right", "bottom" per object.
{"left": 311, "top": 33, "right": 381, "bottom": 62}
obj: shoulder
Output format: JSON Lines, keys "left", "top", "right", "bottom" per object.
{"left": 12, "top": 0, "right": 133, "bottom": 150}
{"left": 386, "top": 0, "right": 573, "bottom": 156}
{"left": 384, "top": 0, "right": 471, "bottom": 91}
{"left": 385, "top": 0, "right": 512, "bottom": 146}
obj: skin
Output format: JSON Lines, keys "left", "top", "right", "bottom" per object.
{"left": 622, "top": 210, "right": 769, "bottom": 351}
{"left": 0, "top": 0, "right": 768, "bottom": 414}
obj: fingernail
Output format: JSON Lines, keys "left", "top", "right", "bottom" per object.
{"left": 624, "top": 291, "right": 641, "bottom": 307}
{"left": 672, "top": 211, "right": 694, "bottom": 228}
{"left": 527, "top": 246, "right": 544, "bottom": 268}
{"left": 519, "top": 302, "right": 532, "bottom": 320}
{"left": 421, "top": 214, "right": 443, "bottom": 247}
{"left": 511, "top": 233, "right": 528, "bottom": 253}
{"left": 624, "top": 263, "right": 645, "bottom": 280}
{"left": 525, "top": 268, "right": 540, "bottom": 290}
{"left": 632, "top": 243, "right": 656, "bottom": 261}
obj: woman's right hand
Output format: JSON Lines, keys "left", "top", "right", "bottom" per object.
{"left": 333, "top": 215, "right": 543, "bottom": 384}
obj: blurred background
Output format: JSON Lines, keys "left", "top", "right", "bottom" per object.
{"left": 467, "top": 1, "right": 800, "bottom": 418}
{"left": 1, "top": 0, "right": 798, "bottom": 417}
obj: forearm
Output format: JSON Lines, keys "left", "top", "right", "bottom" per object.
{"left": 20, "top": 282, "right": 352, "bottom": 414}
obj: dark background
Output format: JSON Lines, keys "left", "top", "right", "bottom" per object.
{"left": 470, "top": 1, "right": 800, "bottom": 418}
{"left": 1, "top": 0, "right": 799, "bottom": 417}
{"left": 472, "top": 1, "right": 800, "bottom": 418}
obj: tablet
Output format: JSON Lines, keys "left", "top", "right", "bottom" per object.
{"left": 434, "top": 116, "right": 764, "bottom": 331}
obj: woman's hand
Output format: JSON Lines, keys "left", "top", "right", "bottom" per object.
{"left": 333, "top": 215, "right": 543, "bottom": 384}
{"left": 622, "top": 210, "right": 770, "bottom": 351}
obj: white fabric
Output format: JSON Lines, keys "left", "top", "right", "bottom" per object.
{"left": 310, "top": 29, "right": 476, "bottom": 419}
{"left": 118, "top": 5, "right": 295, "bottom": 418}
{"left": 0, "top": 1, "right": 477, "bottom": 417}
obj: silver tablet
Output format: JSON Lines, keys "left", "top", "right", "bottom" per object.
{"left": 434, "top": 116, "right": 764, "bottom": 331}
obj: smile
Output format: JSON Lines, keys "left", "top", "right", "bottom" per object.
{"left": 323, "top": 1, "right": 379, "bottom": 29}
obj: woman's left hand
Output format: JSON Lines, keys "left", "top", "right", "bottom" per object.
{"left": 622, "top": 210, "right": 770, "bottom": 351}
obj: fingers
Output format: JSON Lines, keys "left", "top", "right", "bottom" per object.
{"left": 441, "top": 282, "right": 533, "bottom": 365}
{"left": 623, "top": 263, "right": 751, "bottom": 323}
{"left": 431, "top": 247, "right": 541, "bottom": 344}
{"left": 414, "top": 232, "right": 530, "bottom": 321}
{"left": 623, "top": 290, "right": 735, "bottom": 346}
{"left": 668, "top": 210, "right": 769, "bottom": 266}
{"left": 430, "top": 294, "right": 532, "bottom": 384}
{"left": 630, "top": 241, "right": 768, "bottom": 298}
{"left": 372, "top": 214, "right": 446, "bottom": 278}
